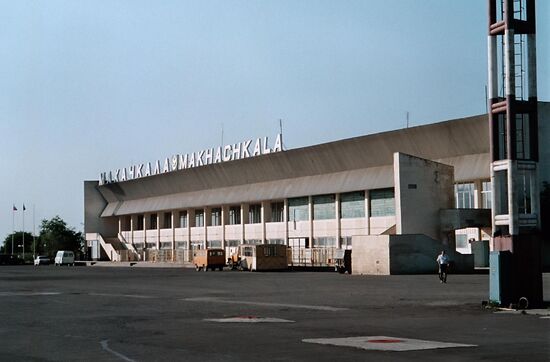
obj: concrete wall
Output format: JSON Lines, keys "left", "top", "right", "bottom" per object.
{"left": 84, "top": 181, "right": 118, "bottom": 237}
{"left": 394, "top": 153, "right": 454, "bottom": 242}
{"left": 352, "top": 234, "right": 474, "bottom": 275}
{"left": 352, "top": 235, "right": 390, "bottom": 275}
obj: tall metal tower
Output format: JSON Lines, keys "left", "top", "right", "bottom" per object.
{"left": 488, "top": 0, "right": 542, "bottom": 307}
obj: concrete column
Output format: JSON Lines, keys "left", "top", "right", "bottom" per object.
{"left": 261, "top": 201, "right": 266, "bottom": 244}
{"left": 504, "top": 29, "right": 515, "bottom": 97}
{"left": 204, "top": 207, "right": 208, "bottom": 249}
{"left": 171, "top": 212, "right": 175, "bottom": 259}
{"left": 365, "top": 190, "right": 370, "bottom": 235}
{"left": 118, "top": 218, "right": 122, "bottom": 234}
{"left": 308, "top": 196, "right": 313, "bottom": 248}
{"left": 130, "top": 215, "right": 134, "bottom": 245}
{"left": 474, "top": 180, "right": 482, "bottom": 209}
{"left": 335, "top": 193, "right": 341, "bottom": 248}
{"left": 240, "top": 204, "right": 245, "bottom": 244}
{"left": 156, "top": 214, "right": 160, "bottom": 250}
{"left": 221, "top": 206, "right": 226, "bottom": 249}
{"left": 284, "top": 199, "right": 289, "bottom": 247}
{"left": 186, "top": 210, "right": 191, "bottom": 254}
{"left": 488, "top": 35, "right": 498, "bottom": 99}
{"left": 144, "top": 213, "right": 150, "bottom": 247}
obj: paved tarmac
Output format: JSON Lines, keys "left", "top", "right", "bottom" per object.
{"left": 0, "top": 265, "right": 548, "bottom": 361}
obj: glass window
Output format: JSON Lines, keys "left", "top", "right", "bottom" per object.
{"left": 163, "top": 212, "right": 172, "bottom": 229}
{"left": 267, "top": 239, "right": 285, "bottom": 245}
{"left": 175, "top": 241, "right": 186, "bottom": 249}
{"left": 288, "top": 197, "right": 309, "bottom": 221}
{"left": 313, "top": 237, "right": 336, "bottom": 247}
{"left": 248, "top": 204, "right": 261, "bottom": 224}
{"left": 456, "top": 234, "right": 468, "bottom": 249}
{"left": 150, "top": 214, "right": 157, "bottom": 229}
{"left": 207, "top": 240, "right": 222, "bottom": 248}
{"left": 196, "top": 210, "right": 205, "bottom": 227}
{"left": 211, "top": 208, "right": 221, "bottom": 226}
{"left": 515, "top": 113, "right": 531, "bottom": 160}
{"left": 313, "top": 194, "right": 335, "bottom": 220}
{"left": 517, "top": 170, "right": 534, "bottom": 214}
{"left": 179, "top": 211, "right": 187, "bottom": 228}
{"left": 455, "top": 182, "right": 475, "bottom": 209}
{"left": 340, "top": 236, "right": 352, "bottom": 249}
{"left": 245, "top": 239, "right": 262, "bottom": 245}
{"left": 229, "top": 206, "right": 241, "bottom": 225}
{"left": 481, "top": 181, "right": 492, "bottom": 209}
{"left": 226, "top": 239, "right": 240, "bottom": 247}
{"left": 370, "top": 188, "right": 395, "bottom": 217}
{"left": 137, "top": 215, "right": 144, "bottom": 230}
{"left": 270, "top": 202, "right": 284, "bottom": 222}
{"left": 340, "top": 191, "right": 365, "bottom": 218}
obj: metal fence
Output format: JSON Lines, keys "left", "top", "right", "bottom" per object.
{"left": 287, "top": 247, "right": 337, "bottom": 267}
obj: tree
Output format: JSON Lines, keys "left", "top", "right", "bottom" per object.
{"left": 1, "top": 231, "right": 36, "bottom": 255}
{"left": 38, "top": 216, "right": 84, "bottom": 259}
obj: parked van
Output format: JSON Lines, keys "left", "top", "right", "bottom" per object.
{"left": 193, "top": 249, "right": 225, "bottom": 271}
{"left": 54, "top": 251, "right": 75, "bottom": 266}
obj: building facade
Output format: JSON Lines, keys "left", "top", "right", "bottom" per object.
{"left": 84, "top": 104, "right": 549, "bottom": 269}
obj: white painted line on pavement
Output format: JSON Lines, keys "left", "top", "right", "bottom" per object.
{"left": 0, "top": 291, "right": 61, "bottom": 296}
{"left": 182, "top": 297, "right": 348, "bottom": 311}
{"left": 100, "top": 340, "right": 135, "bottom": 362}
{"left": 302, "top": 336, "right": 477, "bottom": 352}
{"left": 90, "top": 293, "right": 156, "bottom": 299}
{"left": 205, "top": 316, "right": 295, "bottom": 323}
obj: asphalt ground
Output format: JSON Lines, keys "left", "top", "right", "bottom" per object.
{"left": 0, "top": 265, "right": 548, "bottom": 361}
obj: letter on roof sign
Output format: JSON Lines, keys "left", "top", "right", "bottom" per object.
{"left": 252, "top": 138, "right": 261, "bottom": 156}
{"left": 196, "top": 150, "right": 204, "bottom": 166}
{"left": 99, "top": 133, "right": 284, "bottom": 184}
{"left": 242, "top": 139, "right": 251, "bottom": 158}
{"left": 223, "top": 145, "right": 232, "bottom": 161}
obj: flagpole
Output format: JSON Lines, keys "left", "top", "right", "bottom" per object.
{"left": 33, "top": 204, "right": 36, "bottom": 258}
{"left": 22, "top": 204, "right": 25, "bottom": 260}
{"left": 12, "top": 205, "right": 15, "bottom": 255}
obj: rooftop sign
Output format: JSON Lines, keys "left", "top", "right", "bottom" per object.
{"left": 99, "top": 133, "right": 283, "bottom": 185}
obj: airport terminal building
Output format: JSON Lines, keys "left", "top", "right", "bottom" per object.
{"left": 84, "top": 103, "right": 550, "bottom": 273}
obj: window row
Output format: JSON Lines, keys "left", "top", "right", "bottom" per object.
{"left": 129, "top": 189, "right": 396, "bottom": 230}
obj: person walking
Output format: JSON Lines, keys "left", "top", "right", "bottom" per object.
{"left": 436, "top": 250, "right": 450, "bottom": 283}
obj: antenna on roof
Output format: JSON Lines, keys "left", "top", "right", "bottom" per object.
{"left": 221, "top": 123, "right": 224, "bottom": 148}
{"left": 406, "top": 111, "right": 409, "bottom": 128}
{"left": 279, "top": 118, "right": 284, "bottom": 150}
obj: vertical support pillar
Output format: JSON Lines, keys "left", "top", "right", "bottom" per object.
{"left": 261, "top": 201, "right": 266, "bottom": 244}
{"left": 130, "top": 215, "right": 135, "bottom": 245}
{"left": 365, "top": 190, "right": 371, "bottom": 235}
{"left": 308, "top": 196, "right": 313, "bottom": 248}
{"left": 221, "top": 206, "right": 226, "bottom": 250}
{"left": 335, "top": 193, "right": 341, "bottom": 248}
{"left": 171, "top": 212, "right": 175, "bottom": 261}
{"left": 240, "top": 204, "right": 245, "bottom": 244}
{"left": 284, "top": 199, "right": 289, "bottom": 247}
{"left": 204, "top": 207, "right": 208, "bottom": 249}
{"left": 156, "top": 214, "right": 160, "bottom": 250}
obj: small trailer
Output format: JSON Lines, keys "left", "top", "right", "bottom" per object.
{"left": 228, "top": 244, "right": 288, "bottom": 271}
{"left": 193, "top": 249, "right": 225, "bottom": 271}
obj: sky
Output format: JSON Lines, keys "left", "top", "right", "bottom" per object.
{"left": 1, "top": 0, "right": 549, "bottom": 241}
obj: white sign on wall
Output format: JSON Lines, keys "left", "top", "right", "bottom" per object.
{"left": 99, "top": 133, "right": 283, "bottom": 185}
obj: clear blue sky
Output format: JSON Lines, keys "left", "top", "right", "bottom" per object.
{"left": 1, "top": 0, "right": 549, "bottom": 240}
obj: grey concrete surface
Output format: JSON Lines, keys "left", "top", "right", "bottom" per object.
{"left": 0, "top": 266, "right": 548, "bottom": 361}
